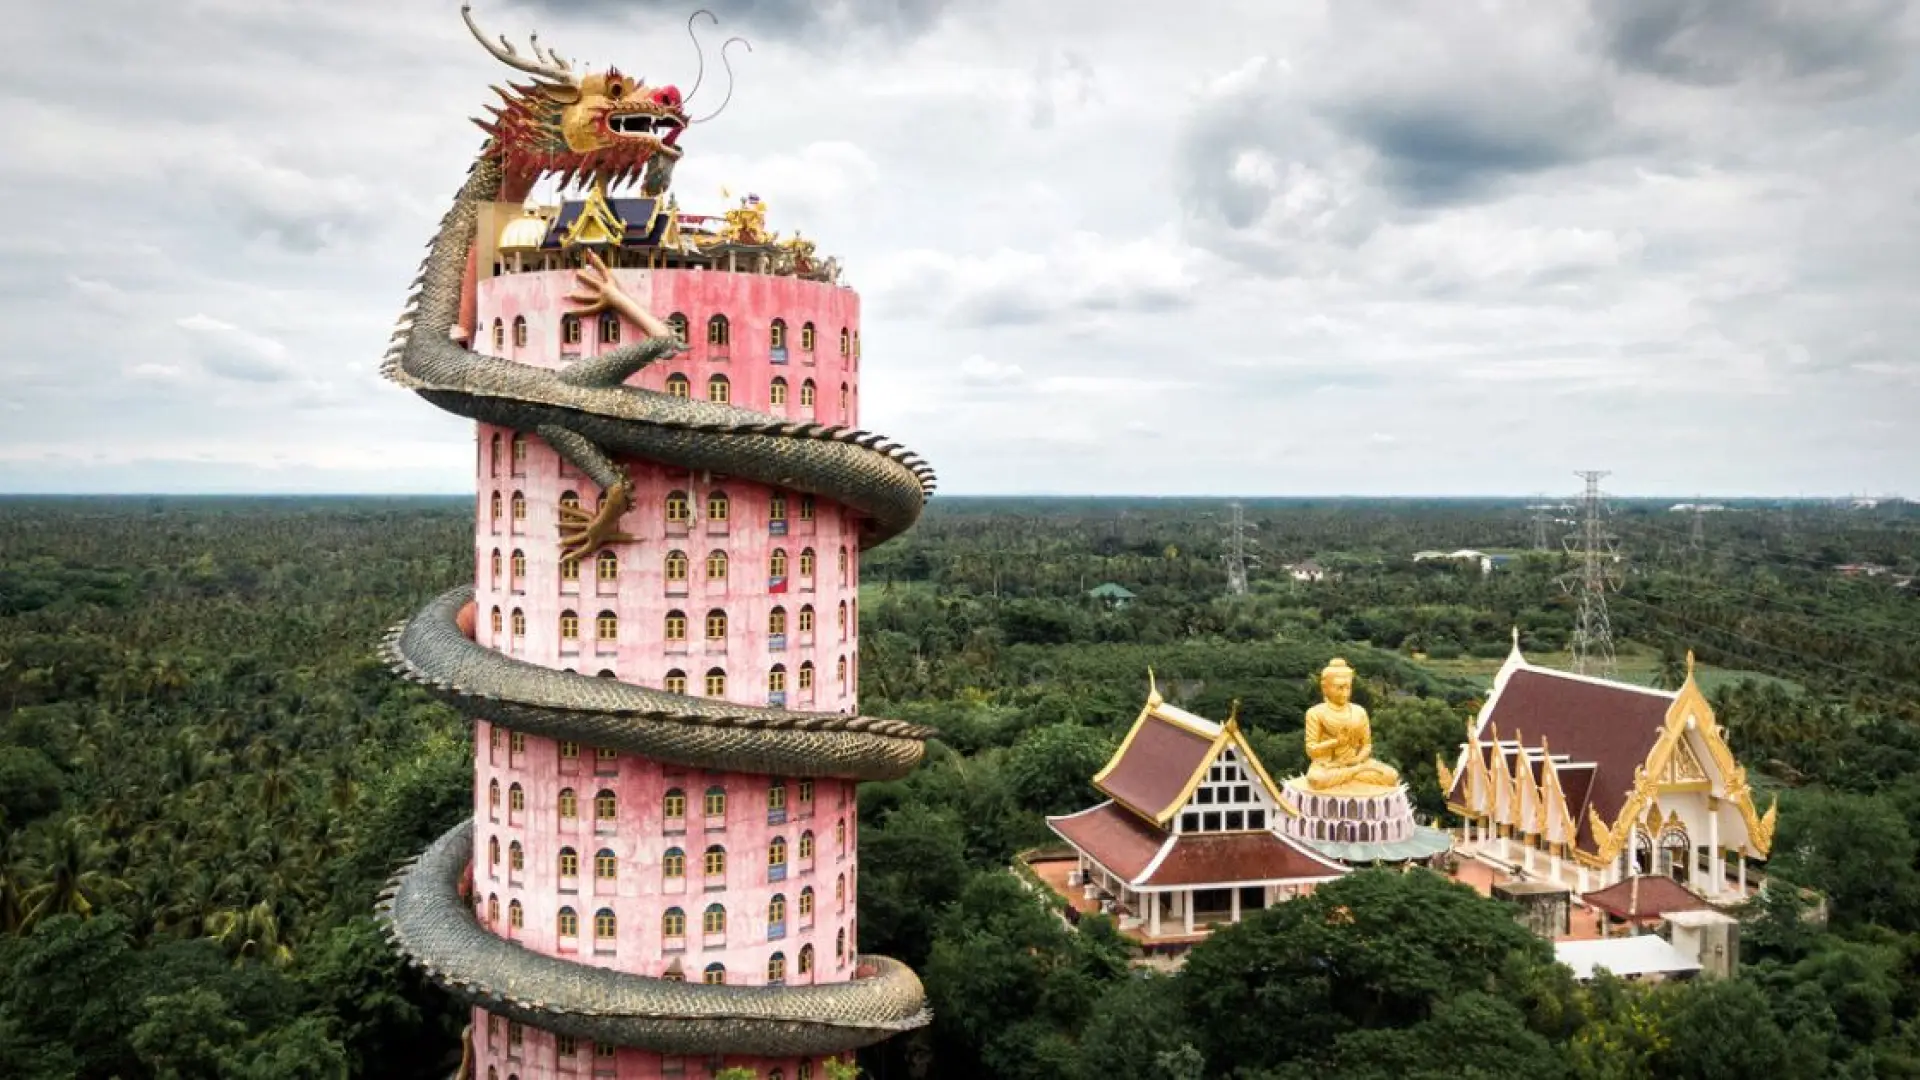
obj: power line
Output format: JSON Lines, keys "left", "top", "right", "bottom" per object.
{"left": 1559, "top": 470, "right": 1622, "bottom": 678}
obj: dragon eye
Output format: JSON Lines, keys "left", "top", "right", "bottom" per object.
{"left": 607, "top": 80, "right": 624, "bottom": 97}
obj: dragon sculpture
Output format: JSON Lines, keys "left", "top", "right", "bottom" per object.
{"left": 375, "top": 4, "right": 936, "bottom": 1058}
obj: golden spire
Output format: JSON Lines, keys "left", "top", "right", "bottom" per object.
{"left": 1146, "top": 667, "right": 1163, "bottom": 708}
{"left": 1224, "top": 698, "right": 1241, "bottom": 729}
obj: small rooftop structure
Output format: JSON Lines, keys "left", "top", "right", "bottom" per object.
{"left": 1089, "top": 582, "right": 1136, "bottom": 607}
{"left": 1583, "top": 875, "right": 1711, "bottom": 925}
{"left": 1556, "top": 936, "right": 1702, "bottom": 981}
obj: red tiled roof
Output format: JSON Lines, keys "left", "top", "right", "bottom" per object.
{"left": 1141, "top": 831, "right": 1344, "bottom": 887}
{"left": 1048, "top": 802, "right": 1168, "bottom": 882}
{"left": 1095, "top": 713, "right": 1216, "bottom": 822}
{"left": 1582, "top": 875, "right": 1710, "bottom": 920}
{"left": 1472, "top": 668, "right": 1675, "bottom": 853}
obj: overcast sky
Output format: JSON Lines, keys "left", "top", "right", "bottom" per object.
{"left": 1, "top": 0, "right": 1915, "bottom": 498}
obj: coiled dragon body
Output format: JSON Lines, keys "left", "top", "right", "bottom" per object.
{"left": 376, "top": 5, "right": 935, "bottom": 1058}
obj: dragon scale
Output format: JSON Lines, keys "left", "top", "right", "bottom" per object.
{"left": 376, "top": 8, "right": 936, "bottom": 1064}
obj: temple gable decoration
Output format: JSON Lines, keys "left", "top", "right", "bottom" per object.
{"left": 1446, "top": 642, "right": 1778, "bottom": 887}
{"left": 1092, "top": 671, "right": 1291, "bottom": 827}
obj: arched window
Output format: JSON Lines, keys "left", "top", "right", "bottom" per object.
{"left": 560, "top": 556, "right": 579, "bottom": 582}
{"left": 707, "top": 314, "right": 730, "bottom": 346}
{"left": 491, "top": 318, "right": 504, "bottom": 351}
{"left": 559, "top": 489, "right": 581, "bottom": 512}
{"left": 595, "top": 550, "right": 618, "bottom": 581}
{"left": 839, "top": 546, "right": 849, "bottom": 577}
{"left": 800, "top": 322, "right": 816, "bottom": 352}
{"left": 836, "top": 819, "right": 847, "bottom": 850}
{"left": 836, "top": 872, "right": 846, "bottom": 905}
{"left": 838, "top": 600, "right": 848, "bottom": 637}
{"left": 560, "top": 609, "right": 580, "bottom": 641}
{"left": 799, "top": 943, "right": 815, "bottom": 974}
{"left": 799, "top": 495, "right": 816, "bottom": 521}
{"left": 799, "top": 885, "right": 815, "bottom": 917}
{"left": 665, "top": 490, "right": 691, "bottom": 522}
{"left": 706, "top": 550, "right": 729, "bottom": 580}
{"left": 559, "top": 787, "right": 578, "bottom": 819}
{"left": 770, "top": 377, "right": 788, "bottom": 406}
{"left": 769, "top": 837, "right": 788, "bottom": 871}
{"left": 510, "top": 608, "right": 526, "bottom": 637}
{"left": 510, "top": 491, "right": 526, "bottom": 522}
{"left": 839, "top": 327, "right": 851, "bottom": 356}
{"left": 770, "top": 547, "right": 789, "bottom": 579}
{"left": 799, "top": 548, "right": 816, "bottom": 577}
{"left": 769, "top": 782, "right": 787, "bottom": 812}
{"left": 598, "top": 310, "right": 621, "bottom": 345}
{"left": 665, "top": 550, "right": 689, "bottom": 582}
{"left": 490, "top": 605, "right": 503, "bottom": 635}
{"left": 666, "top": 312, "right": 689, "bottom": 345}
{"left": 704, "top": 962, "right": 726, "bottom": 985}
{"left": 770, "top": 318, "right": 787, "bottom": 348}
{"left": 509, "top": 840, "right": 524, "bottom": 871}
{"left": 705, "top": 786, "right": 727, "bottom": 817}
{"left": 510, "top": 433, "right": 527, "bottom": 469}
{"left": 837, "top": 927, "right": 847, "bottom": 962}
{"left": 799, "top": 605, "right": 815, "bottom": 634}
{"left": 837, "top": 655, "right": 848, "bottom": 688}
{"left": 594, "top": 907, "right": 617, "bottom": 940}
{"left": 705, "top": 667, "right": 727, "bottom": 697}
{"left": 706, "top": 490, "right": 730, "bottom": 521}
{"left": 663, "top": 847, "right": 686, "bottom": 879}
{"left": 769, "top": 665, "right": 787, "bottom": 693}
{"left": 509, "top": 898, "right": 523, "bottom": 929}
{"left": 512, "top": 315, "right": 528, "bottom": 347}
{"left": 663, "top": 907, "right": 686, "bottom": 936}
{"left": 666, "top": 373, "right": 691, "bottom": 399}
{"left": 487, "top": 893, "right": 499, "bottom": 923}
{"left": 596, "top": 610, "right": 618, "bottom": 641}
{"left": 562, "top": 312, "right": 581, "bottom": 345}
{"left": 595, "top": 789, "right": 618, "bottom": 822}
{"left": 768, "top": 950, "right": 787, "bottom": 983}
{"left": 595, "top": 848, "right": 617, "bottom": 880}
{"left": 704, "top": 845, "right": 727, "bottom": 877}
{"left": 557, "top": 906, "right": 578, "bottom": 937}
{"left": 799, "top": 779, "right": 815, "bottom": 805}
{"left": 664, "top": 788, "right": 687, "bottom": 819}
{"left": 488, "top": 833, "right": 500, "bottom": 867}
{"left": 840, "top": 382, "right": 849, "bottom": 413}
{"left": 490, "top": 491, "right": 503, "bottom": 524}
{"left": 489, "top": 549, "right": 502, "bottom": 586}
{"left": 703, "top": 903, "right": 727, "bottom": 934}
{"left": 800, "top": 379, "right": 816, "bottom": 407}
{"left": 769, "top": 606, "right": 788, "bottom": 635}
{"left": 490, "top": 432, "right": 502, "bottom": 474}
{"left": 560, "top": 741, "right": 580, "bottom": 761}
{"left": 510, "top": 549, "right": 526, "bottom": 584}
{"left": 799, "top": 831, "right": 814, "bottom": 860}
{"left": 707, "top": 374, "right": 730, "bottom": 404}
{"left": 665, "top": 609, "right": 687, "bottom": 641}
{"left": 852, "top": 330, "right": 860, "bottom": 359}
{"left": 489, "top": 778, "right": 501, "bottom": 809}
{"left": 799, "top": 661, "right": 815, "bottom": 691}
{"left": 705, "top": 608, "right": 728, "bottom": 641}
{"left": 665, "top": 668, "right": 687, "bottom": 695}
{"left": 559, "top": 846, "right": 579, "bottom": 877}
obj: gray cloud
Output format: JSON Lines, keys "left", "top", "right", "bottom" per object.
{"left": 1595, "top": 0, "right": 1914, "bottom": 96}
{"left": 0, "top": 0, "right": 1914, "bottom": 497}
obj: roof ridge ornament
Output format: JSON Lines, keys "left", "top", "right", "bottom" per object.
{"left": 1146, "top": 667, "right": 1162, "bottom": 708}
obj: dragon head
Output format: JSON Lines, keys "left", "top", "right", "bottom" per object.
{"left": 463, "top": 4, "right": 697, "bottom": 195}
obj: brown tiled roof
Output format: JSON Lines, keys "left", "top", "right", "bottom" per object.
{"left": 1048, "top": 802, "right": 1168, "bottom": 882}
{"left": 1141, "top": 831, "right": 1344, "bottom": 887}
{"left": 1095, "top": 712, "right": 1216, "bottom": 822}
{"left": 1582, "top": 875, "right": 1710, "bottom": 920}
{"left": 1472, "top": 668, "right": 1675, "bottom": 853}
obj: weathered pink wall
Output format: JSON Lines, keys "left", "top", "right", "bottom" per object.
{"left": 467, "top": 267, "right": 871, "bottom": 1080}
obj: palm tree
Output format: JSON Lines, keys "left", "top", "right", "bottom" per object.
{"left": 20, "top": 818, "right": 124, "bottom": 930}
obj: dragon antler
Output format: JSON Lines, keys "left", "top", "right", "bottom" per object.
{"left": 461, "top": 2, "right": 579, "bottom": 86}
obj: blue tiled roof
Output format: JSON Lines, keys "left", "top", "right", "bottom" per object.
{"left": 540, "top": 197, "right": 670, "bottom": 248}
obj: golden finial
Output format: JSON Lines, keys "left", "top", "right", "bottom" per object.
{"left": 1146, "top": 667, "right": 1162, "bottom": 708}
{"left": 1224, "top": 699, "right": 1241, "bottom": 729}
{"left": 1685, "top": 649, "right": 1697, "bottom": 681}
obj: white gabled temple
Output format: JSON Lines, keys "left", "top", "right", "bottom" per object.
{"left": 1442, "top": 633, "right": 1777, "bottom": 899}
{"left": 1047, "top": 681, "right": 1346, "bottom": 946}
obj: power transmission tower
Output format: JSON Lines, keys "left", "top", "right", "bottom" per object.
{"left": 1530, "top": 495, "right": 1552, "bottom": 552}
{"left": 1689, "top": 498, "right": 1706, "bottom": 554}
{"left": 1221, "top": 502, "right": 1258, "bottom": 596}
{"left": 1559, "top": 471, "right": 1622, "bottom": 677}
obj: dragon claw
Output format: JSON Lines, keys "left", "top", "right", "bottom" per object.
{"left": 556, "top": 478, "right": 635, "bottom": 561}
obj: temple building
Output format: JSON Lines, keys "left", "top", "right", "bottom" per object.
{"left": 1441, "top": 633, "right": 1777, "bottom": 900}
{"left": 1047, "top": 682, "right": 1349, "bottom": 954}
{"left": 1044, "top": 660, "right": 1448, "bottom": 960}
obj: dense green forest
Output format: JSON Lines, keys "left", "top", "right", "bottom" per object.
{"left": 1, "top": 494, "right": 1917, "bottom": 1078}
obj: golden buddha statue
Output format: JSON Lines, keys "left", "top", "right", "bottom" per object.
{"left": 1303, "top": 658, "right": 1400, "bottom": 794}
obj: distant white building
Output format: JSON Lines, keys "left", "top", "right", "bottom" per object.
{"left": 1413, "top": 549, "right": 1512, "bottom": 575}
{"left": 1286, "top": 559, "right": 1328, "bottom": 583}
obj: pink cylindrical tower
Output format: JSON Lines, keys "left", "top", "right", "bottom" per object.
{"left": 467, "top": 268, "right": 875, "bottom": 1079}
{"left": 374, "top": 10, "right": 934, "bottom": 1078}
